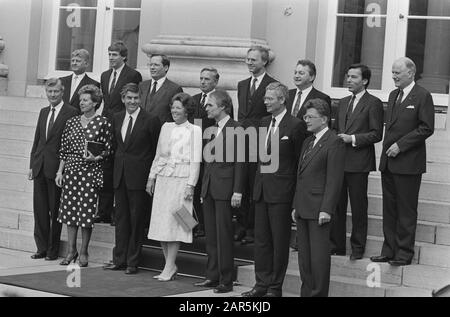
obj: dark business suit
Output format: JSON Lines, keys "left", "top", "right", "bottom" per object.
{"left": 99, "top": 65, "right": 142, "bottom": 222}
{"left": 112, "top": 109, "right": 160, "bottom": 268}
{"left": 287, "top": 87, "right": 331, "bottom": 121}
{"left": 139, "top": 78, "right": 183, "bottom": 124}
{"left": 293, "top": 129, "right": 345, "bottom": 297}
{"left": 60, "top": 74, "right": 100, "bottom": 111}
{"left": 29, "top": 103, "right": 78, "bottom": 257}
{"left": 201, "top": 118, "right": 245, "bottom": 287}
{"left": 252, "top": 113, "right": 305, "bottom": 296}
{"left": 379, "top": 83, "right": 434, "bottom": 262}
{"left": 331, "top": 91, "right": 384, "bottom": 255}
{"left": 235, "top": 74, "right": 277, "bottom": 240}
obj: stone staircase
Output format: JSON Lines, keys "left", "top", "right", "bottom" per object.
{"left": 1, "top": 95, "right": 450, "bottom": 296}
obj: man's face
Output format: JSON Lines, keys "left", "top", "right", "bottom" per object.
{"left": 293, "top": 64, "right": 314, "bottom": 90}
{"left": 200, "top": 71, "right": 218, "bottom": 94}
{"left": 149, "top": 56, "right": 168, "bottom": 81}
{"left": 71, "top": 56, "right": 88, "bottom": 75}
{"left": 346, "top": 68, "right": 367, "bottom": 94}
{"left": 46, "top": 84, "right": 64, "bottom": 106}
{"left": 264, "top": 89, "right": 284, "bottom": 116}
{"left": 122, "top": 91, "right": 141, "bottom": 114}
{"left": 304, "top": 108, "right": 326, "bottom": 134}
{"left": 246, "top": 50, "right": 266, "bottom": 76}
{"left": 392, "top": 61, "right": 414, "bottom": 89}
{"left": 109, "top": 50, "right": 125, "bottom": 69}
{"left": 205, "top": 97, "right": 224, "bottom": 120}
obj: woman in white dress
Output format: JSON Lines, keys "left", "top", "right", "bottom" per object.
{"left": 146, "top": 93, "right": 202, "bottom": 281}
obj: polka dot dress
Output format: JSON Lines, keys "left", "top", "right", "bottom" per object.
{"left": 57, "top": 115, "right": 113, "bottom": 228}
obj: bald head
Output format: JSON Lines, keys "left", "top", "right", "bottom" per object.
{"left": 392, "top": 57, "right": 416, "bottom": 89}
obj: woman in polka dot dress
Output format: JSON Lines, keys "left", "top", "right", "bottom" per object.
{"left": 55, "top": 85, "right": 112, "bottom": 267}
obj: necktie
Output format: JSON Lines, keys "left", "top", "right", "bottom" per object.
{"left": 210, "top": 123, "right": 218, "bottom": 155}
{"left": 109, "top": 71, "right": 117, "bottom": 94}
{"left": 150, "top": 81, "right": 158, "bottom": 98}
{"left": 249, "top": 78, "right": 257, "bottom": 97}
{"left": 200, "top": 93, "right": 207, "bottom": 108}
{"left": 47, "top": 107, "right": 55, "bottom": 140}
{"left": 292, "top": 90, "right": 302, "bottom": 117}
{"left": 266, "top": 117, "right": 277, "bottom": 155}
{"left": 394, "top": 89, "right": 404, "bottom": 108}
{"left": 302, "top": 135, "right": 316, "bottom": 163}
{"left": 71, "top": 75, "right": 79, "bottom": 100}
{"left": 124, "top": 116, "right": 133, "bottom": 144}
{"left": 345, "top": 94, "right": 356, "bottom": 128}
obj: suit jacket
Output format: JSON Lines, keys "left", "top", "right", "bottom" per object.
{"left": 293, "top": 129, "right": 345, "bottom": 220}
{"left": 29, "top": 103, "right": 79, "bottom": 179}
{"left": 334, "top": 91, "right": 384, "bottom": 172}
{"left": 139, "top": 78, "right": 183, "bottom": 123}
{"left": 101, "top": 65, "right": 142, "bottom": 115}
{"left": 253, "top": 114, "right": 305, "bottom": 203}
{"left": 236, "top": 74, "right": 277, "bottom": 128}
{"left": 287, "top": 87, "right": 332, "bottom": 120}
{"left": 60, "top": 74, "right": 100, "bottom": 111}
{"left": 113, "top": 109, "right": 161, "bottom": 190}
{"left": 201, "top": 119, "right": 245, "bottom": 200}
{"left": 379, "top": 84, "right": 434, "bottom": 175}
{"left": 192, "top": 92, "right": 216, "bottom": 132}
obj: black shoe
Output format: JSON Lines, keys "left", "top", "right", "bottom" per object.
{"left": 103, "top": 263, "right": 127, "bottom": 270}
{"left": 79, "top": 254, "right": 89, "bottom": 267}
{"left": 388, "top": 259, "right": 411, "bottom": 266}
{"left": 241, "top": 288, "right": 266, "bottom": 297}
{"left": 214, "top": 284, "right": 233, "bottom": 293}
{"left": 194, "top": 279, "right": 219, "bottom": 287}
{"left": 350, "top": 254, "right": 363, "bottom": 261}
{"left": 370, "top": 255, "right": 392, "bottom": 263}
{"left": 241, "top": 236, "right": 254, "bottom": 245}
{"left": 60, "top": 252, "right": 79, "bottom": 265}
{"left": 331, "top": 250, "right": 346, "bottom": 256}
{"left": 94, "top": 216, "right": 111, "bottom": 224}
{"left": 234, "top": 230, "right": 245, "bottom": 242}
{"left": 263, "top": 292, "right": 280, "bottom": 297}
{"left": 110, "top": 221, "right": 116, "bottom": 227}
{"left": 45, "top": 255, "right": 58, "bottom": 261}
{"left": 30, "top": 252, "right": 46, "bottom": 259}
{"left": 125, "top": 267, "right": 138, "bottom": 274}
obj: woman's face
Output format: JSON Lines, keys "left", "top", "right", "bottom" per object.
{"left": 171, "top": 100, "right": 188, "bottom": 124}
{"left": 79, "top": 93, "right": 96, "bottom": 114}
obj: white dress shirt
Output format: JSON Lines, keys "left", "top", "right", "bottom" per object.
{"left": 314, "top": 126, "right": 329, "bottom": 147}
{"left": 150, "top": 77, "right": 167, "bottom": 94}
{"left": 250, "top": 72, "right": 266, "bottom": 92}
{"left": 70, "top": 73, "right": 86, "bottom": 100}
{"left": 265, "top": 109, "right": 287, "bottom": 147}
{"left": 291, "top": 85, "right": 313, "bottom": 116}
{"left": 121, "top": 107, "right": 141, "bottom": 141}
{"left": 109, "top": 63, "right": 125, "bottom": 92}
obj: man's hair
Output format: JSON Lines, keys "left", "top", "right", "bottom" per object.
{"left": 248, "top": 45, "right": 270, "bottom": 67}
{"left": 71, "top": 49, "right": 90, "bottom": 62}
{"left": 402, "top": 57, "right": 417, "bottom": 74}
{"left": 200, "top": 67, "right": 220, "bottom": 81}
{"left": 297, "top": 59, "right": 317, "bottom": 79}
{"left": 120, "top": 83, "right": 140, "bottom": 98}
{"left": 108, "top": 41, "right": 128, "bottom": 62}
{"left": 171, "top": 92, "right": 196, "bottom": 120}
{"left": 266, "top": 82, "right": 288, "bottom": 104}
{"left": 209, "top": 89, "right": 233, "bottom": 115}
{"left": 347, "top": 63, "right": 371, "bottom": 89}
{"left": 45, "top": 78, "right": 64, "bottom": 92}
{"left": 78, "top": 84, "right": 102, "bottom": 105}
{"left": 305, "top": 98, "right": 331, "bottom": 122}
{"left": 150, "top": 54, "right": 171, "bottom": 69}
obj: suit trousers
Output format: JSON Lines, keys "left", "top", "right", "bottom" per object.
{"left": 33, "top": 170, "right": 62, "bottom": 257}
{"left": 203, "top": 195, "right": 234, "bottom": 287}
{"left": 97, "top": 157, "right": 114, "bottom": 221}
{"left": 193, "top": 164, "right": 205, "bottom": 230}
{"left": 234, "top": 162, "right": 256, "bottom": 237}
{"left": 254, "top": 200, "right": 292, "bottom": 296}
{"left": 331, "top": 172, "right": 369, "bottom": 255}
{"left": 297, "top": 217, "right": 331, "bottom": 297}
{"left": 113, "top": 174, "right": 148, "bottom": 267}
{"left": 381, "top": 170, "right": 421, "bottom": 262}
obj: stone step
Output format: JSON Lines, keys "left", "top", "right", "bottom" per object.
{"left": 0, "top": 209, "right": 34, "bottom": 232}
{"left": 0, "top": 124, "right": 36, "bottom": 142}
{"left": 0, "top": 138, "right": 32, "bottom": 158}
{"left": 0, "top": 171, "right": 33, "bottom": 193}
{"left": 368, "top": 194, "right": 450, "bottom": 224}
{"left": 368, "top": 176, "right": 450, "bottom": 203}
{"left": 0, "top": 155, "right": 29, "bottom": 174}
{"left": 0, "top": 228, "right": 36, "bottom": 252}
{"left": 0, "top": 109, "right": 39, "bottom": 127}
{"left": 402, "top": 265, "right": 450, "bottom": 291}
{"left": 0, "top": 189, "right": 33, "bottom": 212}
{"left": 371, "top": 162, "right": 450, "bottom": 183}
{"left": 0, "top": 96, "right": 46, "bottom": 112}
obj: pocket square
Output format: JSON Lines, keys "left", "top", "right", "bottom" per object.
{"left": 406, "top": 105, "right": 415, "bottom": 109}
{"left": 281, "top": 136, "right": 289, "bottom": 140}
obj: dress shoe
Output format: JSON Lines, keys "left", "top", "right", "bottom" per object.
{"left": 103, "top": 263, "right": 126, "bottom": 270}
{"left": 158, "top": 269, "right": 177, "bottom": 281}
{"left": 45, "top": 255, "right": 58, "bottom": 261}
{"left": 30, "top": 252, "right": 46, "bottom": 259}
{"left": 370, "top": 255, "right": 391, "bottom": 263}
{"left": 263, "top": 292, "right": 280, "bottom": 297}
{"left": 125, "top": 267, "right": 138, "bottom": 274}
{"left": 241, "top": 236, "right": 254, "bottom": 245}
{"left": 60, "top": 252, "right": 79, "bottom": 265}
{"left": 79, "top": 254, "right": 89, "bottom": 267}
{"left": 94, "top": 216, "right": 111, "bottom": 224}
{"left": 350, "top": 254, "right": 363, "bottom": 261}
{"left": 213, "top": 284, "right": 233, "bottom": 293}
{"left": 194, "top": 279, "right": 219, "bottom": 287}
{"left": 388, "top": 259, "right": 411, "bottom": 266}
{"left": 331, "top": 250, "right": 346, "bottom": 256}
{"left": 241, "top": 288, "right": 267, "bottom": 297}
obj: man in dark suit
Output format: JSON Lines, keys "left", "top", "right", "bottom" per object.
{"left": 28, "top": 78, "right": 78, "bottom": 260}
{"left": 60, "top": 49, "right": 99, "bottom": 111}
{"left": 235, "top": 46, "right": 277, "bottom": 245}
{"left": 331, "top": 64, "right": 384, "bottom": 259}
{"left": 242, "top": 82, "right": 305, "bottom": 298}
{"left": 103, "top": 83, "right": 160, "bottom": 274}
{"left": 96, "top": 41, "right": 142, "bottom": 225}
{"left": 293, "top": 98, "right": 345, "bottom": 297}
{"left": 371, "top": 57, "right": 434, "bottom": 266}
{"left": 192, "top": 67, "right": 219, "bottom": 238}
{"left": 139, "top": 54, "right": 183, "bottom": 123}
{"left": 195, "top": 90, "right": 245, "bottom": 294}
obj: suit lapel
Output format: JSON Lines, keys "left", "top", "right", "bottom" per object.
{"left": 299, "top": 130, "right": 331, "bottom": 174}
{"left": 42, "top": 107, "right": 50, "bottom": 141}
{"left": 241, "top": 78, "right": 251, "bottom": 114}
{"left": 388, "top": 86, "right": 417, "bottom": 129}
{"left": 46, "top": 104, "right": 68, "bottom": 142}
{"left": 124, "top": 109, "right": 143, "bottom": 150}
{"left": 339, "top": 96, "right": 351, "bottom": 132}
{"left": 345, "top": 92, "right": 367, "bottom": 132}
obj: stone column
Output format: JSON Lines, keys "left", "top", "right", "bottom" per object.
{"left": 416, "top": 1, "right": 450, "bottom": 94}
{"left": 0, "top": 36, "right": 8, "bottom": 95}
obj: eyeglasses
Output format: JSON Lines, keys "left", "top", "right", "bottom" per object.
{"left": 303, "top": 115, "right": 322, "bottom": 121}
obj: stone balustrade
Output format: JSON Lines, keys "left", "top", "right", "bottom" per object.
{"left": 0, "top": 36, "right": 8, "bottom": 95}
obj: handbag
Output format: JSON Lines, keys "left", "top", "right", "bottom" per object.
{"left": 173, "top": 205, "right": 198, "bottom": 232}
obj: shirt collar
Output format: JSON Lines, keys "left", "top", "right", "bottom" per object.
{"left": 113, "top": 63, "right": 125, "bottom": 76}
{"left": 50, "top": 101, "right": 64, "bottom": 110}
{"left": 217, "top": 115, "right": 231, "bottom": 130}
{"left": 203, "top": 89, "right": 216, "bottom": 97}
{"left": 152, "top": 76, "right": 167, "bottom": 87}
{"left": 353, "top": 89, "right": 366, "bottom": 101}
{"left": 314, "top": 126, "right": 329, "bottom": 142}
{"left": 72, "top": 73, "right": 86, "bottom": 81}
{"left": 125, "top": 107, "right": 141, "bottom": 120}
{"left": 297, "top": 85, "right": 313, "bottom": 97}
{"left": 271, "top": 108, "right": 287, "bottom": 126}
{"left": 252, "top": 72, "right": 266, "bottom": 83}
{"left": 401, "top": 81, "right": 415, "bottom": 98}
